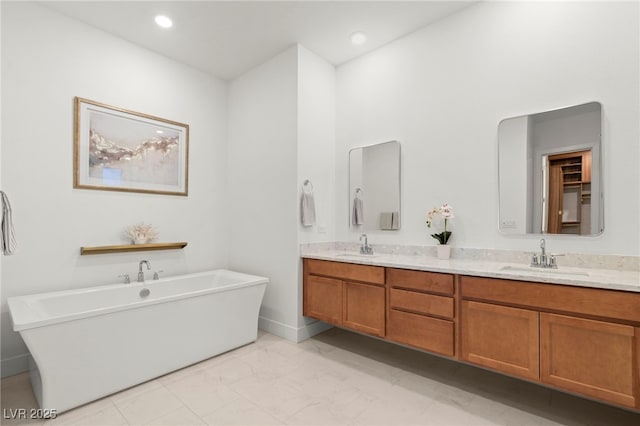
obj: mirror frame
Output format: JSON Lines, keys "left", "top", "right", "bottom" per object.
{"left": 497, "top": 101, "right": 604, "bottom": 236}
{"left": 348, "top": 140, "right": 402, "bottom": 231}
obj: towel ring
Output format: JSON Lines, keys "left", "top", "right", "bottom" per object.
{"left": 303, "top": 179, "right": 314, "bottom": 193}
{"left": 355, "top": 188, "right": 363, "bottom": 197}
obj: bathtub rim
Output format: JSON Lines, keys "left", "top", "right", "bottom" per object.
{"left": 8, "top": 269, "right": 268, "bottom": 332}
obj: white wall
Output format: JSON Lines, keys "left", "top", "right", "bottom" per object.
{"left": 336, "top": 1, "right": 639, "bottom": 255}
{"left": 297, "top": 46, "right": 336, "bottom": 330}
{"left": 227, "top": 46, "right": 300, "bottom": 338}
{"left": 298, "top": 46, "right": 336, "bottom": 245}
{"left": 228, "top": 45, "right": 336, "bottom": 340}
{"left": 1, "top": 2, "right": 229, "bottom": 377}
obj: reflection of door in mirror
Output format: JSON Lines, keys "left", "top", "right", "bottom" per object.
{"left": 545, "top": 150, "right": 592, "bottom": 234}
{"left": 498, "top": 101, "right": 602, "bottom": 236}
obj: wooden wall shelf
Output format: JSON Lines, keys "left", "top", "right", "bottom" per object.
{"left": 80, "top": 242, "right": 188, "bottom": 255}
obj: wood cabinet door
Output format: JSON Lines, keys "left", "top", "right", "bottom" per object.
{"left": 343, "top": 281, "right": 385, "bottom": 337}
{"left": 303, "top": 275, "right": 342, "bottom": 325}
{"left": 461, "top": 301, "right": 539, "bottom": 380}
{"left": 540, "top": 313, "right": 636, "bottom": 408}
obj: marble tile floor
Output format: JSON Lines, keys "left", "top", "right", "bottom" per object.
{"left": 1, "top": 328, "right": 639, "bottom": 426}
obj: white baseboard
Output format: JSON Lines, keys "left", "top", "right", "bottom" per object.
{"left": 258, "top": 316, "right": 332, "bottom": 343}
{"left": 1, "top": 353, "right": 29, "bottom": 378}
{"left": 296, "top": 319, "right": 333, "bottom": 341}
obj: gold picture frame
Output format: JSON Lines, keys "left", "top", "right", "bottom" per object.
{"left": 74, "top": 97, "right": 189, "bottom": 196}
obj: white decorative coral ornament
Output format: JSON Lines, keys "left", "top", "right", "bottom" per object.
{"left": 124, "top": 223, "right": 158, "bottom": 244}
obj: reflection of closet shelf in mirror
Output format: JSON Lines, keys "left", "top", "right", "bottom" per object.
{"left": 559, "top": 159, "right": 584, "bottom": 183}
{"left": 80, "top": 242, "right": 188, "bottom": 255}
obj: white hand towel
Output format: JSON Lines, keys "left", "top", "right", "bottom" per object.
{"left": 1, "top": 190, "right": 17, "bottom": 255}
{"left": 352, "top": 197, "right": 364, "bottom": 225}
{"left": 379, "top": 212, "right": 393, "bottom": 230}
{"left": 301, "top": 192, "right": 316, "bottom": 226}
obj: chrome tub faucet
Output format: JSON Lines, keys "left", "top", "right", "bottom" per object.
{"left": 138, "top": 260, "right": 151, "bottom": 282}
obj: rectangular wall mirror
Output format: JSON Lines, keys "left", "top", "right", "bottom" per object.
{"left": 498, "top": 102, "right": 603, "bottom": 236}
{"left": 349, "top": 140, "right": 401, "bottom": 231}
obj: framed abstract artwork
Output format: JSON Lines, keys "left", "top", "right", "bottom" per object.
{"left": 74, "top": 97, "right": 189, "bottom": 196}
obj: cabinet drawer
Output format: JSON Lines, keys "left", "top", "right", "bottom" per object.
{"left": 387, "top": 309, "right": 454, "bottom": 357}
{"left": 387, "top": 268, "right": 454, "bottom": 295}
{"left": 306, "top": 259, "right": 384, "bottom": 285}
{"left": 460, "top": 275, "right": 640, "bottom": 323}
{"left": 390, "top": 288, "right": 453, "bottom": 319}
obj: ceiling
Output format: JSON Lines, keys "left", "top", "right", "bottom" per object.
{"left": 41, "top": 1, "right": 476, "bottom": 80}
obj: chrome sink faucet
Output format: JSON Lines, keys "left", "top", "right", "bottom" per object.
{"left": 360, "top": 234, "right": 373, "bottom": 255}
{"left": 138, "top": 260, "right": 151, "bottom": 282}
{"left": 531, "top": 238, "right": 559, "bottom": 269}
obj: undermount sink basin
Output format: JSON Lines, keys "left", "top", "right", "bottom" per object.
{"left": 335, "top": 253, "right": 380, "bottom": 259}
{"left": 499, "top": 265, "right": 590, "bottom": 277}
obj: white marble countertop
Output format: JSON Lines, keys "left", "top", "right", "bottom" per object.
{"left": 301, "top": 249, "right": 640, "bottom": 293}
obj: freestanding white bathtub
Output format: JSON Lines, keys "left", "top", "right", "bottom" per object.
{"left": 7, "top": 270, "right": 268, "bottom": 413}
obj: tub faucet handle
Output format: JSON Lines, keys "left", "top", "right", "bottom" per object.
{"left": 153, "top": 270, "right": 164, "bottom": 280}
{"left": 118, "top": 274, "right": 130, "bottom": 284}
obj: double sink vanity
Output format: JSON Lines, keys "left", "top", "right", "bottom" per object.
{"left": 302, "top": 245, "right": 640, "bottom": 411}
{"left": 321, "top": 100, "right": 640, "bottom": 410}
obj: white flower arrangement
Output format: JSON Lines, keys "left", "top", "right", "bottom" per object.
{"left": 124, "top": 223, "right": 158, "bottom": 245}
{"left": 426, "top": 203, "right": 454, "bottom": 245}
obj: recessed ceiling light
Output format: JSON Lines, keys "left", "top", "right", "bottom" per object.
{"left": 350, "top": 31, "right": 367, "bottom": 45}
{"left": 155, "top": 15, "right": 173, "bottom": 29}
{"left": 156, "top": 130, "right": 164, "bottom": 134}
